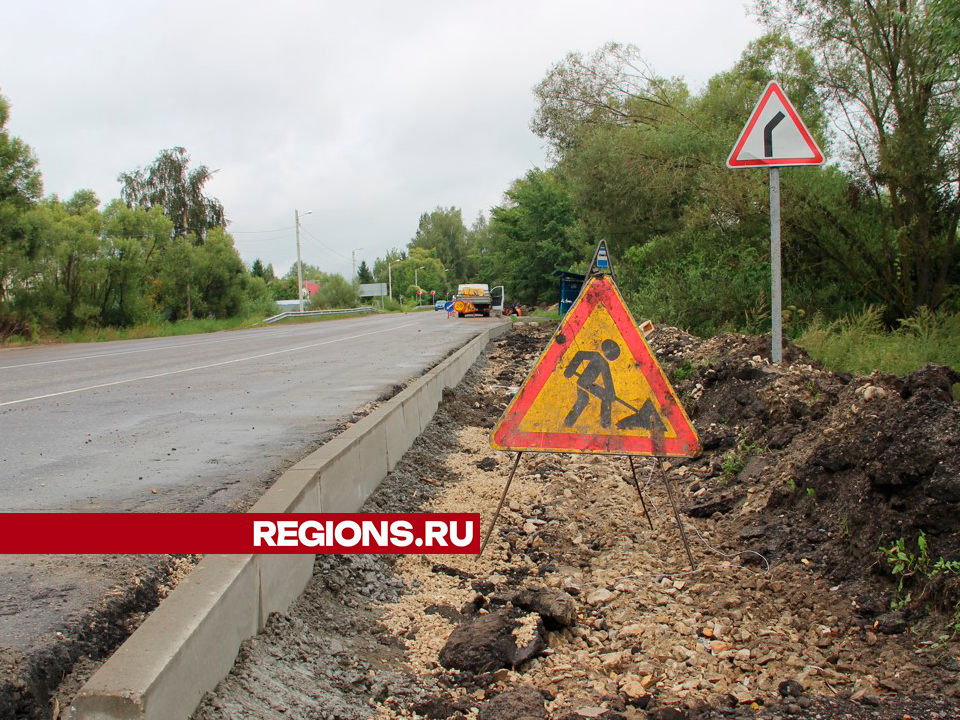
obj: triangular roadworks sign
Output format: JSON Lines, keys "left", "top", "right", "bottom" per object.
{"left": 727, "top": 81, "right": 823, "bottom": 168}
{"left": 491, "top": 276, "right": 700, "bottom": 457}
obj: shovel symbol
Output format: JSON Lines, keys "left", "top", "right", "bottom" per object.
{"left": 611, "top": 395, "right": 666, "bottom": 431}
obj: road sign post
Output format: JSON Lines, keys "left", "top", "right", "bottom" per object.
{"left": 727, "top": 81, "right": 823, "bottom": 364}
{"left": 770, "top": 167, "right": 782, "bottom": 362}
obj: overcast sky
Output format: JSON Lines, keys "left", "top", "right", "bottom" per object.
{"left": 1, "top": 1, "right": 763, "bottom": 278}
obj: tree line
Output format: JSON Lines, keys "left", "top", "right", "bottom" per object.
{"left": 3, "top": 0, "right": 957, "bottom": 339}
{"left": 371, "top": 0, "right": 959, "bottom": 335}
{"left": 0, "top": 135, "right": 277, "bottom": 339}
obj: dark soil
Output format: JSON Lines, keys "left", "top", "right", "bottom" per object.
{"left": 0, "top": 554, "right": 197, "bottom": 719}
{"left": 650, "top": 327, "right": 960, "bottom": 629}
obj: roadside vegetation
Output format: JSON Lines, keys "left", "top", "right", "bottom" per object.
{"left": 2, "top": 0, "right": 958, "bottom": 364}
{"left": 797, "top": 307, "right": 960, "bottom": 377}
{"left": 362, "top": 0, "right": 959, "bottom": 377}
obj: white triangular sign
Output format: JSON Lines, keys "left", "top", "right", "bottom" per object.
{"left": 727, "top": 81, "right": 823, "bottom": 168}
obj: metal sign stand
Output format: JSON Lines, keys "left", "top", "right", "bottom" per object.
{"left": 627, "top": 457, "right": 655, "bottom": 531}
{"left": 727, "top": 82, "right": 825, "bottom": 364}
{"left": 478, "top": 451, "right": 522, "bottom": 556}
{"left": 651, "top": 425, "right": 695, "bottom": 570}
{"left": 770, "top": 167, "right": 782, "bottom": 364}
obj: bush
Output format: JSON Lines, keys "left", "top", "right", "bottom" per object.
{"left": 308, "top": 274, "right": 360, "bottom": 310}
{"left": 240, "top": 275, "right": 278, "bottom": 317}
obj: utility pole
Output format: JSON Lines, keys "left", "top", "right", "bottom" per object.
{"left": 388, "top": 261, "right": 393, "bottom": 300}
{"left": 295, "top": 210, "right": 304, "bottom": 313}
{"left": 295, "top": 209, "right": 313, "bottom": 313}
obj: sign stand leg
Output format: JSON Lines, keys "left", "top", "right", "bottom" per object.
{"left": 770, "top": 167, "right": 782, "bottom": 364}
{"left": 627, "top": 456, "right": 655, "bottom": 531}
{"left": 656, "top": 455, "right": 696, "bottom": 571}
{"left": 477, "top": 451, "right": 523, "bottom": 558}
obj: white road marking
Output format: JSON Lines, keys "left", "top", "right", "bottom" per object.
{"left": 0, "top": 322, "right": 420, "bottom": 408}
{"left": 0, "top": 315, "right": 398, "bottom": 371}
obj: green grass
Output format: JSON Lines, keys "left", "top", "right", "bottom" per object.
{"left": 57, "top": 316, "right": 262, "bottom": 343}
{"left": 527, "top": 308, "right": 561, "bottom": 318}
{"left": 2, "top": 310, "right": 382, "bottom": 346}
{"left": 267, "top": 311, "right": 377, "bottom": 325}
{"left": 797, "top": 306, "right": 960, "bottom": 377}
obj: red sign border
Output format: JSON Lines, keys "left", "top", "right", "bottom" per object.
{"left": 727, "top": 81, "right": 824, "bottom": 168}
{"left": 491, "top": 276, "right": 700, "bottom": 457}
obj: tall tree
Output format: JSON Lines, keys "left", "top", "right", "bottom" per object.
{"left": 118, "top": 147, "right": 225, "bottom": 241}
{"left": 757, "top": 0, "right": 960, "bottom": 317}
{"left": 0, "top": 91, "right": 43, "bottom": 334}
{"left": 488, "top": 168, "right": 587, "bottom": 305}
{"left": 409, "top": 207, "right": 470, "bottom": 278}
{"left": 356, "top": 260, "right": 374, "bottom": 283}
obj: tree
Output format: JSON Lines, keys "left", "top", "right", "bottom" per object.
{"left": 309, "top": 273, "right": 359, "bottom": 309}
{"left": 372, "top": 248, "right": 407, "bottom": 296}
{"left": 0, "top": 91, "right": 43, "bottom": 336}
{"left": 118, "top": 147, "right": 225, "bottom": 241}
{"left": 101, "top": 200, "right": 174, "bottom": 325}
{"left": 756, "top": 0, "right": 960, "bottom": 317}
{"left": 356, "top": 260, "right": 374, "bottom": 283}
{"left": 409, "top": 207, "right": 470, "bottom": 278}
{"left": 532, "top": 43, "right": 696, "bottom": 156}
{"left": 0, "top": 93, "right": 42, "bottom": 210}
{"left": 282, "top": 263, "right": 327, "bottom": 282}
{"left": 487, "top": 168, "right": 587, "bottom": 305}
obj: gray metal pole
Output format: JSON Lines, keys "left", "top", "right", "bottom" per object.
{"left": 770, "top": 168, "right": 782, "bottom": 364}
{"left": 295, "top": 209, "right": 305, "bottom": 314}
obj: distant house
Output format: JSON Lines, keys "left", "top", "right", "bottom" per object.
{"left": 275, "top": 281, "right": 322, "bottom": 313}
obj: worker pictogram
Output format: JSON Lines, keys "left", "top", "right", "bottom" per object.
{"left": 491, "top": 275, "right": 699, "bottom": 457}
{"left": 727, "top": 81, "right": 823, "bottom": 168}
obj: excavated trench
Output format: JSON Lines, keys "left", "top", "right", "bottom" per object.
{"left": 186, "top": 323, "right": 960, "bottom": 720}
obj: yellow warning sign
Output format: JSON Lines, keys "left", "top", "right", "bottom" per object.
{"left": 491, "top": 276, "right": 700, "bottom": 457}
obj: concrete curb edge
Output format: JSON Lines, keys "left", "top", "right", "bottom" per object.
{"left": 70, "top": 320, "right": 511, "bottom": 720}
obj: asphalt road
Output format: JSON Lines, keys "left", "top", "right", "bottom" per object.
{"left": 0, "top": 311, "right": 501, "bottom": 513}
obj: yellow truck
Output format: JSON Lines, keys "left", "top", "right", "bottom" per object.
{"left": 454, "top": 283, "right": 493, "bottom": 317}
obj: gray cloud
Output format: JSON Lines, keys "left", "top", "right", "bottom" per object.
{"left": 1, "top": 0, "right": 761, "bottom": 276}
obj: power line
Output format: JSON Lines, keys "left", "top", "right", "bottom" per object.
{"left": 233, "top": 234, "right": 292, "bottom": 244}
{"left": 300, "top": 226, "right": 350, "bottom": 260}
{"left": 231, "top": 226, "right": 295, "bottom": 234}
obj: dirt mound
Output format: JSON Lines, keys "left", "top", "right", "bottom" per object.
{"left": 651, "top": 326, "right": 960, "bottom": 626}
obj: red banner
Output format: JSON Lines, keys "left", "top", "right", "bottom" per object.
{"left": 0, "top": 513, "right": 481, "bottom": 554}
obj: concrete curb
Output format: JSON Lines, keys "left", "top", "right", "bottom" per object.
{"left": 70, "top": 320, "right": 511, "bottom": 720}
